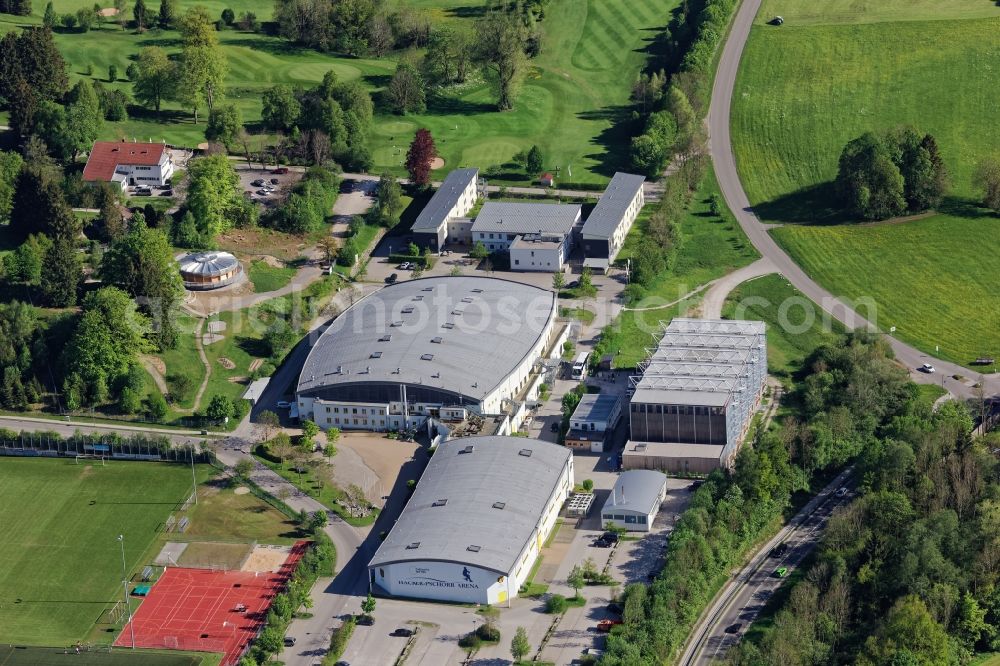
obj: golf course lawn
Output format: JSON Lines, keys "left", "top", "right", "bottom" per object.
{"left": 730, "top": 0, "right": 1000, "bottom": 366}
{"left": 771, "top": 212, "right": 1000, "bottom": 366}
{"left": 0, "top": 459, "right": 196, "bottom": 645}
{"left": 1, "top": 0, "right": 673, "bottom": 183}
{"left": 369, "top": 0, "right": 674, "bottom": 183}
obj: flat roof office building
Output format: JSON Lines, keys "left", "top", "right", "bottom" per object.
{"left": 369, "top": 436, "right": 573, "bottom": 605}
{"left": 565, "top": 392, "right": 622, "bottom": 452}
{"left": 410, "top": 168, "right": 480, "bottom": 251}
{"left": 625, "top": 318, "right": 766, "bottom": 474}
{"left": 580, "top": 172, "right": 645, "bottom": 271}
{"left": 297, "top": 276, "right": 559, "bottom": 435}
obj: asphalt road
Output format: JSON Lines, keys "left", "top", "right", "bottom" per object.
{"left": 707, "top": 0, "right": 998, "bottom": 401}
{"left": 678, "top": 468, "right": 855, "bottom": 665}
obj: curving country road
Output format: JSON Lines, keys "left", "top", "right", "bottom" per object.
{"left": 707, "top": 0, "right": 998, "bottom": 402}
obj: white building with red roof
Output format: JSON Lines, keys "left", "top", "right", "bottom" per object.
{"left": 82, "top": 140, "right": 175, "bottom": 189}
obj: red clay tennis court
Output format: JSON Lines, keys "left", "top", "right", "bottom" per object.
{"left": 115, "top": 542, "right": 308, "bottom": 666}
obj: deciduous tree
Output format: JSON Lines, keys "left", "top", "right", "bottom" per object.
{"left": 405, "top": 128, "right": 436, "bottom": 187}
{"left": 475, "top": 10, "right": 526, "bottom": 111}
{"left": 973, "top": 156, "right": 1000, "bottom": 213}
{"left": 387, "top": 60, "right": 426, "bottom": 115}
{"left": 133, "top": 46, "right": 176, "bottom": 114}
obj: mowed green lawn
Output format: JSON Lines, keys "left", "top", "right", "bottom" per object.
{"left": 2, "top": 0, "right": 671, "bottom": 183}
{"left": 0, "top": 459, "right": 195, "bottom": 645}
{"left": 772, "top": 213, "right": 1000, "bottom": 365}
{"left": 721, "top": 274, "right": 844, "bottom": 379}
{"left": 371, "top": 0, "right": 673, "bottom": 183}
{"left": 732, "top": 12, "right": 1000, "bottom": 207}
{"left": 730, "top": 2, "right": 1000, "bottom": 366}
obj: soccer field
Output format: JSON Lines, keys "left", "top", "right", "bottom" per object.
{"left": 0, "top": 458, "right": 195, "bottom": 646}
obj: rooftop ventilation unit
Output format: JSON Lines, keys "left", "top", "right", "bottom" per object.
{"left": 379, "top": 334, "right": 391, "bottom": 342}
{"left": 421, "top": 286, "right": 433, "bottom": 292}
{"left": 461, "top": 297, "right": 473, "bottom": 303}
{"left": 492, "top": 502, "right": 506, "bottom": 510}
{"left": 442, "top": 322, "right": 455, "bottom": 329}
{"left": 460, "top": 445, "right": 474, "bottom": 454}
{"left": 406, "top": 542, "right": 420, "bottom": 549}
{"left": 467, "top": 545, "right": 481, "bottom": 553}
{"left": 401, "top": 306, "right": 414, "bottom": 314}
{"left": 432, "top": 499, "right": 448, "bottom": 507}
{"left": 451, "top": 309, "right": 463, "bottom": 315}
{"left": 431, "top": 337, "right": 443, "bottom": 344}
{"left": 421, "top": 353, "right": 434, "bottom": 361}
{"left": 518, "top": 449, "right": 533, "bottom": 457}
{"left": 370, "top": 351, "right": 382, "bottom": 359}
{"left": 390, "top": 320, "right": 403, "bottom": 327}
{"left": 471, "top": 288, "right": 483, "bottom": 293}
{"left": 413, "top": 295, "right": 424, "bottom": 301}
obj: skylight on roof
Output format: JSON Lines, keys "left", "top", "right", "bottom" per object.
{"left": 442, "top": 322, "right": 455, "bottom": 329}
{"left": 432, "top": 499, "right": 447, "bottom": 507}
{"left": 492, "top": 502, "right": 505, "bottom": 510}
{"left": 467, "top": 545, "right": 481, "bottom": 553}
{"left": 431, "top": 337, "right": 442, "bottom": 344}
{"left": 461, "top": 297, "right": 473, "bottom": 303}
{"left": 406, "top": 542, "right": 420, "bottom": 549}
{"left": 421, "top": 353, "right": 434, "bottom": 361}
{"left": 401, "top": 306, "right": 414, "bottom": 314}
{"left": 421, "top": 286, "right": 433, "bottom": 292}
{"left": 471, "top": 288, "right": 483, "bottom": 293}
{"left": 518, "top": 449, "right": 533, "bottom": 457}
{"left": 379, "top": 334, "right": 391, "bottom": 342}
{"left": 390, "top": 320, "right": 403, "bottom": 327}
{"left": 370, "top": 351, "right": 382, "bottom": 358}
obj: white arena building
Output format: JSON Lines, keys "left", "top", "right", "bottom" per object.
{"left": 296, "top": 276, "right": 563, "bottom": 435}
{"left": 368, "top": 436, "right": 573, "bottom": 605}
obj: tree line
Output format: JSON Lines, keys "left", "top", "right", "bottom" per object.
{"left": 627, "top": 0, "right": 739, "bottom": 177}
{"left": 731, "top": 402, "right": 999, "bottom": 664}
{"left": 600, "top": 331, "right": 919, "bottom": 665}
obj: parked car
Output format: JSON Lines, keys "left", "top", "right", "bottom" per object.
{"left": 251, "top": 179, "right": 265, "bottom": 186}
{"left": 600, "top": 531, "right": 620, "bottom": 544}
{"left": 162, "top": 189, "right": 173, "bottom": 196}
{"left": 135, "top": 188, "right": 152, "bottom": 196}
{"left": 770, "top": 543, "right": 788, "bottom": 558}
{"left": 270, "top": 178, "right": 280, "bottom": 185}
{"left": 385, "top": 273, "right": 398, "bottom": 284}
{"left": 725, "top": 623, "right": 743, "bottom": 634}
{"left": 356, "top": 615, "right": 374, "bottom": 626}
{"left": 773, "top": 566, "right": 788, "bottom": 578}
{"left": 597, "top": 619, "right": 623, "bottom": 632}
{"left": 256, "top": 189, "right": 269, "bottom": 196}
{"left": 272, "top": 167, "right": 289, "bottom": 174}
{"left": 399, "top": 262, "right": 411, "bottom": 270}
{"left": 276, "top": 400, "right": 292, "bottom": 409}
{"left": 550, "top": 422, "right": 560, "bottom": 433}
{"left": 920, "top": 363, "right": 936, "bottom": 373}
{"left": 283, "top": 636, "right": 296, "bottom": 647}
{"left": 391, "top": 628, "right": 414, "bottom": 637}
{"left": 835, "top": 487, "right": 849, "bottom": 498}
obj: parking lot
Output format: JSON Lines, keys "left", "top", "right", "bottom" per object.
{"left": 234, "top": 166, "right": 302, "bottom": 207}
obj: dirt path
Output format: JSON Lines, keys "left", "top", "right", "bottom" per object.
{"left": 190, "top": 318, "right": 212, "bottom": 412}
{"left": 141, "top": 354, "right": 169, "bottom": 396}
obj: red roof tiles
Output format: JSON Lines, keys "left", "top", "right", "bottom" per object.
{"left": 82, "top": 141, "right": 166, "bottom": 181}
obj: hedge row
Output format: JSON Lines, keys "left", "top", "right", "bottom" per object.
{"left": 681, "top": 0, "right": 740, "bottom": 74}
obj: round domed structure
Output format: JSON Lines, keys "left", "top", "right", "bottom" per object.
{"left": 178, "top": 251, "right": 242, "bottom": 290}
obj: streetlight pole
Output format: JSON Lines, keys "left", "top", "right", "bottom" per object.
{"left": 117, "top": 535, "right": 135, "bottom": 649}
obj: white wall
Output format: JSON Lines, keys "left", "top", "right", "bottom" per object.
{"left": 509, "top": 243, "right": 564, "bottom": 272}
{"left": 114, "top": 153, "right": 174, "bottom": 187}
{"left": 373, "top": 560, "right": 509, "bottom": 605}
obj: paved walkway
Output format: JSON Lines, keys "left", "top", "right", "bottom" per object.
{"left": 699, "top": 256, "right": 778, "bottom": 319}
{"left": 706, "top": 0, "right": 998, "bottom": 400}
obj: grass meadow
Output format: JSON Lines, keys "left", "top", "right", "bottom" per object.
{"left": 771, "top": 212, "right": 1000, "bottom": 365}
{"left": 0, "top": 458, "right": 195, "bottom": 645}
{"left": 730, "top": 1, "right": 1000, "bottom": 366}
{"left": 721, "top": 274, "right": 844, "bottom": 379}
{"left": 1, "top": 0, "right": 674, "bottom": 184}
